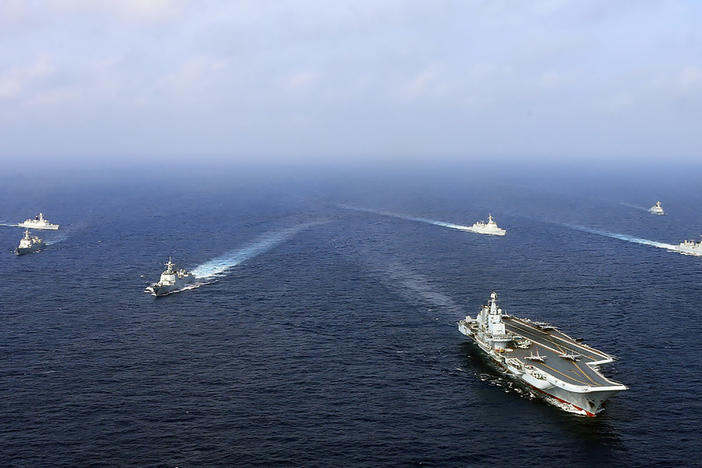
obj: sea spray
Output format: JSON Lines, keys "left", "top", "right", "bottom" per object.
{"left": 191, "top": 223, "right": 318, "bottom": 279}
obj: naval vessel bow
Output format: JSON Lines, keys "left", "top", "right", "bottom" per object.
{"left": 14, "top": 229, "right": 45, "bottom": 255}
{"left": 649, "top": 201, "right": 665, "bottom": 215}
{"left": 146, "top": 257, "right": 195, "bottom": 296}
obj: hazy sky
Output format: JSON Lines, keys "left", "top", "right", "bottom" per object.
{"left": 1, "top": 0, "right": 700, "bottom": 164}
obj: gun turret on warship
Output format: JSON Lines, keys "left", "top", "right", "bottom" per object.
{"left": 146, "top": 257, "right": 195, "bottom": 296}
{"left": 14, "top": 229, "right": 45, "bottom": 255}
{"left": 649, "top": 201, "right": 665, "bottom": 215}
{"left": 458, "top": 292, "right": 627, "bottom": 416}
{"left": 18, "top": 212, "right": 59, "bottom": 230}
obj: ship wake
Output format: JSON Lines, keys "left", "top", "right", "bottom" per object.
{"left": 382, "top": 260, "right": 465, "bottom": 316}
{"left": 191, "top": 223, "right": 318, "bottom": 279}
{"left": 563, "top": 224, "right": 678, "bottom": 251}
{"left": 619, "top": 202, "right": 650, "bottom": 212}
{"left": 329, "top": 236, "right": 464, "bottom": 318}
{"left": 337, "top": 204, "right": 475, "bottom": 233}
{"left": 45, "top": 232, "right": 70, "bottom": 246}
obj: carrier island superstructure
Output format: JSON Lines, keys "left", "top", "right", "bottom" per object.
{"left": 458, "top": 292, "right": 626, "bottom": 416}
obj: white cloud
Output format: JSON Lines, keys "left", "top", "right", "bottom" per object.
{"left": 680, "top": 66, "right": 702, "bottom": 88}
{"left": 159, "top": 57, "right": 228, "bottom": 95}
{"left": 47, "top": 0, "right": 187, "bottom": 22}
{"left": 395, "top": 63, "right": 446, "bottom": 101}
{"left": 24, "top": 87, "right": 80, "bottom": 109}
{"left": 540, "top": 71, "right": 562, "bottom": 88}
{"left": 0, "top": 0, "right": 26, "bottom": 23}
{"left": 0, "top": 1, "right": 701, "bottom": 161}
{"left": 286, "top": 71, "right": 321, "bottom": 90}
{"left": 0, "top": 56, "right": 53, "bottom": 100}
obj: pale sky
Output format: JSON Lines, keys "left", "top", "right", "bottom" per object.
{"left": 1, "top": 0, "right": 700, "bottom": 164}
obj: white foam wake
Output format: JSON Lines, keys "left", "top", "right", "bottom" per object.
{"left": 383, "top": 260, "right": 465, "bottom": 316}
{"left": 619, "top": 202, "right": 650, "bottom": 212}
{"left": 190, "top": 223, "right": 313, "bottom": 279}
{"left": 564, "top": 224, "right": 677, "bottom": 251}
{"left": 337, "top": 204, "right": 475, "bottom": 232}
{"left": 44, "top": 233, "right": 69, "bottom": 246}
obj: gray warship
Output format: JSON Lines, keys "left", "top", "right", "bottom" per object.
{"left": 648, "top": 201, "right": 665, "bottom": 215}
{"left": 18, "top": 212, "right": 60, "bottom": 230}
{"left": 15, "top": 229, "right": 45, "bottom": 255}
{"left": 676, "top": 236, "right": 702, "bottom": 256}
{"left": 458, "top": 292, "right": 627, "bottom": 416}
{"left": 146, "top": 257, "right": 195, "bottom": 296}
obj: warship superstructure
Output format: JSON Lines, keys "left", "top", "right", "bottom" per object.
{"left": 649, "top": 201, "right": 665, "bottom": 215}
{"left": 146, "top": 257, "right": 195, "bottom": 296}
{"left": 458, "top": 292, "right": 626, "bottom": 416}
{"left": 18, "top": 213, "right": 60, "bottom": 230}
{"left": 14, "top": 229, "right": 45, "bottom": 255}
{"left": 463, "top": 214, "right": 506, "bottom": 236}
{"left": 676, "top": 236, "right": 702, "bottom": 256}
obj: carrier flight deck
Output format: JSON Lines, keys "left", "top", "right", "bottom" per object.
{"left": 502, "top": 316, "right": 617, "bottom": 388}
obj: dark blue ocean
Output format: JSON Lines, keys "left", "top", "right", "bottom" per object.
{"left": 1, "top": 163, "right": 701, "bottom": 467}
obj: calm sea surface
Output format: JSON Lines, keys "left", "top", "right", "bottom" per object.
{"left": 1, "top": 164, "right": 701, "bottom": 467}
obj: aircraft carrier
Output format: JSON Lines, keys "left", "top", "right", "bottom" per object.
{"left": 459, "top": 292, "right": 627, "bottom": 416}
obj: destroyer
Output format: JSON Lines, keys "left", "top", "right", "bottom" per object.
{"left": 676, "top": 236, "right": 702, "bottom": 256}
{"left": 649, "top": 201, "right": 665, "bottom": 215}
{"left": 146, "top": 257, "right": 195, "bottom": 296}
{"left": 458, "top": 214, "right": 506, "bottom": 236}
{"left": 18, "top": 213, "right": 59, "bottom": 230}
{"left": 458, "top": 292, "right": 626, "bottom": 416}
{"left": 14, "top": 229, "right": 45, "bottom": 255}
